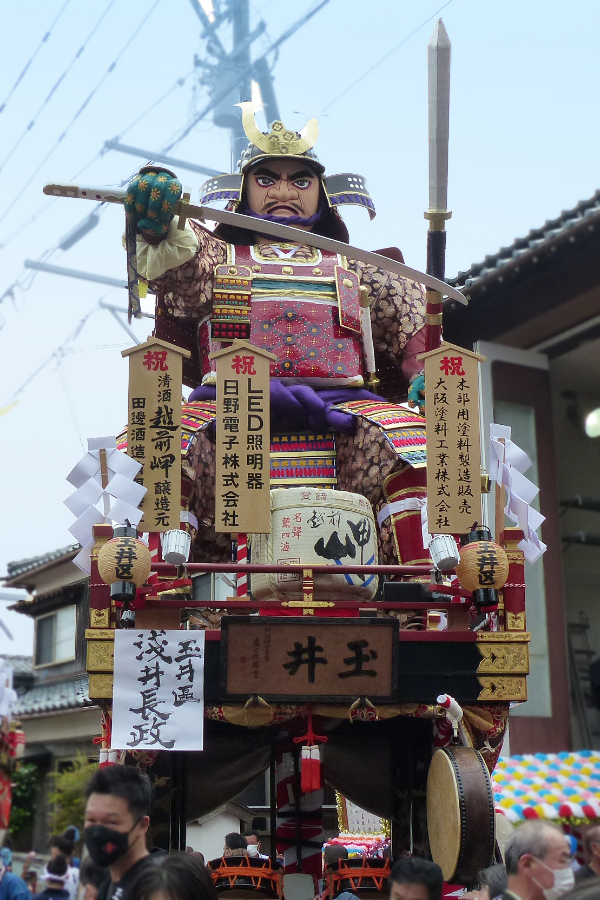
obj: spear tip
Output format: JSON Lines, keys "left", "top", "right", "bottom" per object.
{"left": 428, "top": 18, "right": 451, "bottom": 50}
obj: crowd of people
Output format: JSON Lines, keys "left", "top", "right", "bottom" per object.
{"left": 1, "top": 766, "right": 600, "bottom": 900}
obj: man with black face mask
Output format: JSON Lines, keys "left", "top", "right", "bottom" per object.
{"left": 83, "top": 766, "right": 154, "bottom": 900}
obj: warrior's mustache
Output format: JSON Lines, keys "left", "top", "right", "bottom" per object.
{"left": 263, "top": 200, "right": 303, "bottom": 214}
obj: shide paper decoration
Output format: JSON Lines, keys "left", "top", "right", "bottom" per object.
{"left": 489, "top": 424, "right": 546, "bottom": 563}
{"left": 65, "top": 437, "right": 146, "bottom": 574}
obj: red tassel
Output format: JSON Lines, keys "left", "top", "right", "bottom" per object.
{"left": 301, "top": 745, "right": 322, "bottom": 793}
{"left": 301, "top": 746, "right": 312, "bottom": 793}
{"left": 310, "top": 745, "right": 322, "bottom": 791}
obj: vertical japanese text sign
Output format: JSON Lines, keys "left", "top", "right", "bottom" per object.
{"left": 122, "top": 338, "right": 191, "bottom": 531}
{"left": 419, "top": 341, "right": 484, "bottom": 535}
{"left": 112, "top": 629, "right": 205, "bottom": 752}
{"left": 210, "top": 341, "right": 276, "bottom": 534}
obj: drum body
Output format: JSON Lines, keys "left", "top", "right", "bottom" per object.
{"left": 251, "top": 487, "right": 379, "bottom": 602}
{"left": 426, "top": 746, "right": 495, "bottom": 884}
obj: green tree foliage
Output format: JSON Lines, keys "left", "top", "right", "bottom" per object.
{"left": 9, "top": 763, "right": 38, "bottom": 836}
{"left": 47, "top": 754, "right": 97, "bottom": 836}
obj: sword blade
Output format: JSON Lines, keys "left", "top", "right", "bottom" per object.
{"left": 428, "top": 19, "right": 451, "bottom": 213}
{"left": 43, "top": 181, "right": 466, "bottom": 304}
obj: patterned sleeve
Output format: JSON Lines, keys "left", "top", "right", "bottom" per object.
{"left": 348, "top": 259, "right": 426, "bottom": 394}
{"left": 145, "top": 220, "right": 227, "bottom": 322}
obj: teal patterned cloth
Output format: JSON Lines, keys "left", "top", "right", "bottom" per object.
{"left": 124, "top": 169, "right": 182, "bottom": 236}
{"left": 408, "top": 373, "right": 425, "bottom": 412}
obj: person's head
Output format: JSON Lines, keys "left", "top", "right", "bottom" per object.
{"left": 475, "top": 864, "right": 508, "bottom": 900}
{"left": 505, "top": 822, "right": 573, "bottom": 900}
{"left": 244, "top": 831, "right": 261, "bottom": 857}
{"left": 223, "top": 833, "right": 247, "bottom": 857}
{"left": 44, "top": 854, "right": 69, "bottom": 888}
{"left": 79, "top": 856, "right": 108, "bottom": 900}
{"left": 50, "top": 828, "right": 77, "bottom": 861}
{"left": 389, "top": 858, "right": 443, "bottom": 900}
{"left": 324, "top": 845, "right": 349, "bottom": 868}
{"left": 84, "top": 765, "right": 152, "bottom": 868}
{"left": 584, "top": 825, "right": 600, "bottom": 864}
{"left": 130, "top": 852, "right": 217, "bottom": 900}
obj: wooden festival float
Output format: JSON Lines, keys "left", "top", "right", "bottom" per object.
{"left": 50, "top": 20, "right": 547, "bottom": 895}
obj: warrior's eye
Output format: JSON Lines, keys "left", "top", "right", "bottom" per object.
{"left": 255, "top": 176, "right": 274, "bottom": 187}
{"left": 294, "top": 179, "right": 312, "bottom": 189}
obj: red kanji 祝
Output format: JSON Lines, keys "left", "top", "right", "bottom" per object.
{"left": 231, "top": 354, "right": 256, "bottom": 375}
{"left": 142, "top": 350, "right": 169, "bottom": 371}
{"left": 439, "top": 356, "right": 465, "bottom": 376}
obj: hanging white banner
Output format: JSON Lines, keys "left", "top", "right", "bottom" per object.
{"left": 112, "top": 629, "right": 205, "bottom": 752}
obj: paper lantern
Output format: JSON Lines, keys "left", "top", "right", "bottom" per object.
{"left": 97, "top": 526, "right": 152, "bottom": 601}
{"left": 456, "top": 527, "right": 509, "bottom": 612}
{"left": 455, "top": 541, "right": 509, "bottom": 592}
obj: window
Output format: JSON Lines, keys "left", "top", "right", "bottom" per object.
{"left": 35, "top": 607, "right": 76, "bottom": 666}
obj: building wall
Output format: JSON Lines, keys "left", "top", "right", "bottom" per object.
{"left": 186, "top": 811, "right": 244, "bottom": 861}
{"left": 551, "top": 384, "right": 600, "bottom": 747}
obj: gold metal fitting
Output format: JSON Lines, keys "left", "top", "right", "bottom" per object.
{"left": 367, "top": 372, "right": 381, "bottom": 393}
{"left": 424, "top": 209, "right": 452, "bottom": 230}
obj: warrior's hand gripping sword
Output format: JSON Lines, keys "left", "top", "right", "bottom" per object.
{"left": 42, "top": 181, "right": 467, "bottom": 307}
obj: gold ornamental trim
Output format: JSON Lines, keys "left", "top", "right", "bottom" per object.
{"left": 476, "top": 632, "right": 530, "bottom": 642}
{"left": 88, "top": 673, "right": 114, "bottom": 700}
{"left": 477, "top": 676, "right": 527, "bottom": 702}
{"left": 280, "top": 600, "right": 336, "bottom": 608}
{"left": 506, "top": 611, "right": 526, "bottom": 631}
{"left": 87, "top": 641, "right": 115, "bottom": 673}
{"left": 476, "top": 643, "right": 529, "bottom": 674}
{"left": 85, "top": 629, "right": 115, "bottom": 641}
{"left": 89, "top": 608, "right": 110, "bottom": 628}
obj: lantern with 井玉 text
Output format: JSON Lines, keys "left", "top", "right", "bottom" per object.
{"left": 455, "top": 526, "right": 509, "bottom": 611}
{"left": 97, "top": 525, "right": 152, "bottom": 602}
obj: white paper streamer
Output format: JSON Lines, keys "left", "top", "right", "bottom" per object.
{"left": 376, "top": 496, "right": 431, "bottom": 549}
{"left": 489, "top": 424, "right": 547, "bottom": 563}
{"left": 65, "top": 437, "right": 147, "bottom": 573}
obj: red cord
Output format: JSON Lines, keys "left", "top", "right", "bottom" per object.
{"left": 293, "top": 710, "right": 328, "bottom": 747}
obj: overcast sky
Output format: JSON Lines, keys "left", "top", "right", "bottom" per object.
{"left": 1, "top": 0, "right": 598, "bottom": 654}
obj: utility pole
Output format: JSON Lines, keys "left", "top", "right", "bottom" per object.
{"left": 231, "top": 0, "right": 250, "bottom": 163}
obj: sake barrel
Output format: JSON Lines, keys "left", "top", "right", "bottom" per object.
{"left": 251, "top": 487, "right": 378, "bottom": 601}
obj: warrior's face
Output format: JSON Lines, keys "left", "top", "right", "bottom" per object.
{"left": 246, "top": 157, "right": 320, "bottom": 229}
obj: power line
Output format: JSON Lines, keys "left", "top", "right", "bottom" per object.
{"left": 0, "top": 0, "right": 163, "bottom": 228}
{"left": 162, "top": 0, "right": 331, "bottom": 153}
{"left": 0, "top": 0, "right": 72, "bottom": 115}
{"left": 0, "top": 0, "right": 117, "bottom": 174}
{"left": 322, "top": 0, "right": 454, "bottom": 111}
{"left": 1, "top": 301, "right": 101, "bottom": 409}
{"left": 0, "top": 70, "right": 194, "bottom": 253}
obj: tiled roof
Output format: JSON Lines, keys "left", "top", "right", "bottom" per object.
{"left": 450, "top": 190, "right": 600, "bottom": 290}
{"left": 2, "top": 656, "right": 33, "bottom": 676}
{"left": 14, "top": 674, "right": 92, "bottom": 717}
{"left": 5, "top": 544, "right": 80, "bottom": 581}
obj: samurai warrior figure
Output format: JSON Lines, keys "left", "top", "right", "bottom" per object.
{"left": 125, "top": 104, "right": 429, "bottom": 568}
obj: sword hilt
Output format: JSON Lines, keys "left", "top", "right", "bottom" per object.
{"left": 43, "top": 183, "right": 127, "bottom": 204}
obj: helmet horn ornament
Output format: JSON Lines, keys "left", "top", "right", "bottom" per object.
{"left": 236, "top": 101, "right": 319, "bottom": 156}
